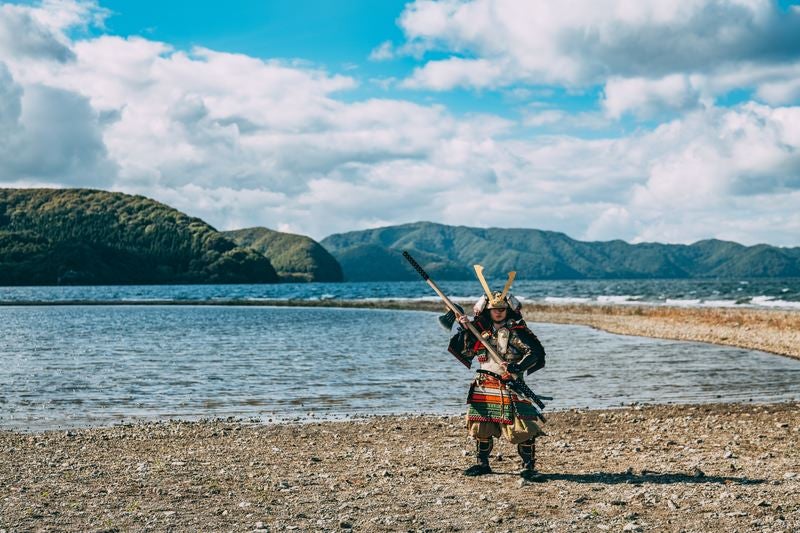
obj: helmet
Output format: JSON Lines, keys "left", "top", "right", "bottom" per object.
{"left": 474, "top": 292, "right": 522, "bottom": 315}
{"left": 486, "top": 291, "right": 509, "bottom": 309}
{"left": 473, "top": 264, "right": 515, "bottom": 309}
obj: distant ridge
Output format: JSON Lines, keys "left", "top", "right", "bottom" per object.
{"left": 321, "top": 221, "right": 800, "bottom": 281}
{"left": 223, "top": 227, "right": 343, "bottom": 282}
{"left": 0, "top": 188, "right": 279, "bottom": 285}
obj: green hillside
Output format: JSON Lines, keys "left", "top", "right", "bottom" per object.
{"left": 321, "top": 222, "right": 800, "bottom": 281}
{"left": 0, "top": 188, "right": 278, "bottom": 285}
{"left": 222, "top": 227, "right": 343, "bottom": 282}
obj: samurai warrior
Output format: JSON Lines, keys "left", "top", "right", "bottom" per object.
{"left": 443, "top": 266, "right": 547, "bottom": 480}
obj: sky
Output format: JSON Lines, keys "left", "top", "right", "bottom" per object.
{"left": 1, "top": 1, "right": 800, "bottom": 246}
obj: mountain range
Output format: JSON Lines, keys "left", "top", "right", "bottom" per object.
{"left": 321, "top": 222, "right": 800, "bottom": 281}
{"left": 1, "top": 188, "right": 799, "bottom": 285}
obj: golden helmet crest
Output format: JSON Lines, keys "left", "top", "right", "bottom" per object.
{"left": 473, "top": 265, "right": 515, "bottom": 309}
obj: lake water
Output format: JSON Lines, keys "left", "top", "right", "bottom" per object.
{"left": 1, "top": 278, "right": 799, "bottom": 308}
{"left": 2, "top": 305, "right": 798, "bottom": 431}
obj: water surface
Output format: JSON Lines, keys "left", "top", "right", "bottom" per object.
{"left": 1, "top": 278, "right": 799, "bottom": 308}
{"left": 2, "top": 305, "right": 798, "bottom": 431}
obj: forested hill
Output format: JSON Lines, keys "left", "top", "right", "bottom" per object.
{"left": 0, "top": 188, "right": 278, "bottom": 285}
{"left": 320, "top": 222, "right": 800, "bottom": 281}
{"left": 222, "top": 227, "right": 343, "bottom": 282}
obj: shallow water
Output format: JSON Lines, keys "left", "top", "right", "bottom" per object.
{"left": 2, "top": 305, "right": 798, "bottom": 431}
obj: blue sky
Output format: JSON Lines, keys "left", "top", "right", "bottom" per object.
{"left": 92, "top": 1, "right": 410, "bottom": 69}
{"left": 79, "top": 1, "right": 656, "bottom": 124}
{"left": 2, "top": 0, "right": 800, "bottom": 245}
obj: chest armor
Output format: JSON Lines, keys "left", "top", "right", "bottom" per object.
{"left": 477, "top": 326, "right": 524, "bottom": 363}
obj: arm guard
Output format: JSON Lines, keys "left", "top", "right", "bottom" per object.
{"left": 447, "top": 325, "right": 477, "bottom": 368}
{"left": 510, "top": 324, "right": 546, "bottom": 375}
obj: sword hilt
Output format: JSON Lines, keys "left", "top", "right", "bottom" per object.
{"left": 403, "top": 251, "right": 429, "bottom": 281}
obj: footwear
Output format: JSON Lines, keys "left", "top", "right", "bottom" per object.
{"left": 519, "top": 468, "right": 545, "bottom": 482}
{"left": 464, "top": 463, "right": 492, "bottom": 476}
{"left": 464, "top": 438, "right": 492, "bottom": 476}
{"left": 517, "top": 438, "right": 545, "bottom": 481}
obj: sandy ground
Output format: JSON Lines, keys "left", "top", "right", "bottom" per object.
{"left": 1, "top": 403, "right": 798, "bottom": 532}
{"left": 521, "top": 303, "right": 800, "bottom": 361}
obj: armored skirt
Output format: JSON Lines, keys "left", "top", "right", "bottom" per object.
{"left": 466, "top": 372, "right": 544, "bottom": 444}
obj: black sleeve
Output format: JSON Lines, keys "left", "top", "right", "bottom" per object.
{"left": 447, "top": 324, "right": 481, "bottom": 368}
{"left": 513, "top": 325, "right": 546, "bottom": 374}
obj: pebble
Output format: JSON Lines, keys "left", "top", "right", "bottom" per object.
{"left": 667, "top": 500, "right": 678, "bottom": 511}
{"left": 622, "top": 522, "right": 642, "bottom": 532}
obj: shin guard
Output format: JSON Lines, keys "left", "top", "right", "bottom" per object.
{"left": 464, "top": 438, "right": 493, "bottom": 476}
{"left": 517, "top": 438, "right": 536, "bottom": 471}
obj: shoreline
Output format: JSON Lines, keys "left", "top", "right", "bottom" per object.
{"left": 2, "top": 402, "right": 797, "bottom": 531}
{"left": 4, "top": 298, "right": 799, "bottom": 360}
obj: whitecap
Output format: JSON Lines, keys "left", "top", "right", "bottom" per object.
{"left": 664, "top": 298, "right": 702, "bottom": 307}
{"left": 751, "top": 296, "right": 800, "bottom": 309}
{"left": 597, "top": 295, "right": 643, "bottom": 305}
{"left": 543, "top": 296, "right": 592, "bottom": 304}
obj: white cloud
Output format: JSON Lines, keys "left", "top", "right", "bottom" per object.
{"left": 0, "top": 2, "right": 74, "bottom": 62}
{"left": 522, "top": 108, "right": 613, "bottom": 131}
{"left": 0, "top": 61, "right": 116, "bottom": 184}
{"left": 398, "top": 0, "right": 800, "bottom": 115}
{"left": 756, "top": 76, "right": 800, "bottom": 105}
{"left": 369, "top": 40, "right": 395, "bottom": 61}
{"left": 402, "top": 57, "right": 509, "bottom": 90}
{"left": 603, "top": 75, "right": 702, "bottom": 119}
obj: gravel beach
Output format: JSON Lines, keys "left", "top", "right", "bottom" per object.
{"left": 1, "top": 403, "right": 798, "bottom": 532}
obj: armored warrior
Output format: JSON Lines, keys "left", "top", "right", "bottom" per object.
{"left": 444, "top": 266, "right": 547, "bottom": 480}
